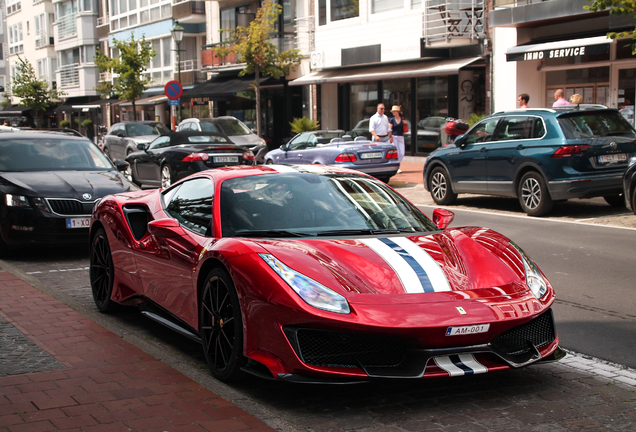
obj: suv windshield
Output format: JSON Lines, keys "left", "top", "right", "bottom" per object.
{"left": 220, "top": 173, "right": 437, "bottom": 237}
{"left": 127, "top": 123, "right": 170, "bottom": 137}
{"left": 0, "top": 138, "right": 113, "bottom": 172}
{"left": 558, "top": 111, "right": 636, "bottom": 139}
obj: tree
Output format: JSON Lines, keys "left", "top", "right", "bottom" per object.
{"left": 586, "top": 0, "right": 636, "bottom": 53}
{"left": 95, "top": 34, "right": 155, "bottom": 121}
{"left": 11, "top": 56, "right": 65, "bottom": 127}
{"left": 215, "top": 0, "right": 303, "bottom": 137}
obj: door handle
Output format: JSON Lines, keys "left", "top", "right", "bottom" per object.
{"left": 516, "top": 145, "right": 525, "bottom": 150}
{"left": 479, "top": 147, "right": 486, "bottom": 152}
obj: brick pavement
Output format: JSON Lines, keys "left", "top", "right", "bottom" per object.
{"left": 0, "top": 268, "right": 275, "bottom": 432}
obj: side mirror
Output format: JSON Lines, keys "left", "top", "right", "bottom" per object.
{"left": 454, "top": 134, "right": 467, "bottom": 148}
{"left": 137, "top": 143, "right": 149, "bottom": 151}
{"left": 280, "top": 144, "right": 287, "bottom": 151}
{"left": 432, "top": 208, "right": 454, "bottom": 230}
{"left": 116, "top": 131, "right": 126, "bottom": 138}
{"left": 115, "top": 160, "right": 130, "bottom": 172}
{"left": 148, "top": 218, "right": 185, "bottom": 238}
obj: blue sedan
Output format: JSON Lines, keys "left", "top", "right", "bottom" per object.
{"left": 264, "top": 132, "right": 399, "bottom": 182}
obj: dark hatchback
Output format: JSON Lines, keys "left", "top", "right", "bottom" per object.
{"left": 125, "top": 131, "right": 255, "bottom": 188}
{"left": 424, "top": 107, "right": 636, "bottom": 216}
{"left": 0, "top": 132, "right": 136, "bottom": 256}
{"left": 623, "top": 155, "right": 636, "bottom": 215}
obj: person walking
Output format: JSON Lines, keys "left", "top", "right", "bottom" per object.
{"left": 369, "top": 103, "right": 392, "bottom": 143}
{"left": 518, "top": 93, "right": 530, "bottom": 108}
{"left": 389, "top": 105, "right": 406, "bottom": 163}
{"left": 553, "top": 89, "right": 570, "bottom": 107}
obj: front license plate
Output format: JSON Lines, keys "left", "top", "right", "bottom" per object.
{"left": 66, "top": 217, "right": 90, "bottom": 229}
{"left": 446, "top": 324, "right": 490, "bottom": 336}
{"left": 598, "top": 153, "right": 627, "bottom": 163}
{"left": 360, "top": 152, "right": 382, "bottom": 160}
{"left": 214, "top": 156, "right": 239, "bottom": 163}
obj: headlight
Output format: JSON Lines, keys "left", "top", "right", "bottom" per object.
{"left": 510, "top": 242, "right": 548, "bottom": 300}
{"left": 32, "top": 197, "right": 50, "bottom": 212}
{"left": 5, "top": 194, "right": 30, "bottom": 207}
{"left": 259, "top": 253, "right": 350, "bottom": 314}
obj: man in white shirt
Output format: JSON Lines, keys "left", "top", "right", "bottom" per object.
{"left": 369, "top": 103, "right": 393, "bottom": 143}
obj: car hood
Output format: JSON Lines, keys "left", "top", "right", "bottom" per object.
{"left": 228, "top": 134, "right": 263, "bottom": 146}
{"left": 128, "top": 135, "right": 159, "bottom": 144}
{"left": 252, "top": 226, "right": 531, "bottom": 304}
{"left": 0, "top": 170, "right": 133, "bottom": 199}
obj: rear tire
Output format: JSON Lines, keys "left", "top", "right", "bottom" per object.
{"left": 603, "top": 194, "right": 624, "bottom": 207}
{"left": 429, "top": 167, "right": 457, "bottom": 205}
{"left": 200, "top": 268, "right": 245, "bottom": 382}
{"left": 89, "top": 228, "right": 116, "bottom": 312}
{"left": 161, "top": 164, "right": 173, "bottom": 189}
{"left": 265, "top": 159, "right": 274, "bottom": 165}
{"left": 518, "top": 172, "right": 553, "bottom": 216}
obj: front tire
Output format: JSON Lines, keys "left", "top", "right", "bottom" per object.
{"left": 89, "top": 228, "right": 116, "bottom": 312}
{"left": 603, "top": 194, "right": 624, "bottom": 207}
{"left": 160, "top": 164, "right": 173, "bottom": 189}
{"left": 265, "top": 159, "right": 274, "bottom": 165}
{"left": 200, "top": 268, "right": 245, "bottom": 382}
{"left": 518, "top": 172, "right": 553, "bottom": 216}
{"left": 429, "top": 167, "right": 457, "bottom": 205}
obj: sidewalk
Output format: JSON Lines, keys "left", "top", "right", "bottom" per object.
{"left": 0, "top": 268, "right": 274, "bottom": 432}
{"left": 390, "top": 157, "right": 426, "bottom": 185}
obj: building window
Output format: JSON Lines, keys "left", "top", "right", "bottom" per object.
{"left": 371, "top": 0, "right": 401, "bottom": 14}
{"left": 7, "top": 0, "right": 21, "bottom": 15}
{"left": 36, "top": 58, "right": 48, "bottom": 80}
{"left": 144, "top": 37, "right": 172, "bottom": 85}
{"left": 318, "top": 0, "right": 358, "bottom": 25}
{"left": 220, "top": 6, "right": 249, "bottom": 43}
{"left": 9, "top": 23, "right": 24, "bottom": 55}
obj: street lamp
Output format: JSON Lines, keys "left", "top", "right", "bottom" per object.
{"left": 171, "top": 20, "right": 184, "bottom": 124}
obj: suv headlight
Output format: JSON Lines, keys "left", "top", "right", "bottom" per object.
{"left": 510, "top": 241, "right": 548, "bottom": 300}
{"left": 6, "top": 194, "right": 30, "bottom": 207}
{"left": 259, "top": 253, "right": 350, "bottom": 314}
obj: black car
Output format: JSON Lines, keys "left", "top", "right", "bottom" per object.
{"left": 0, "top": 132, "right": 136, "bottom": 256}
{"left": 103, "top": 121, "right": 171, "bottom": 162}
{"left": 125, "top": 131, "right": 255, "bottom": 188}
{"left": 623, "top": 155, "right": 636, "bottom": 215}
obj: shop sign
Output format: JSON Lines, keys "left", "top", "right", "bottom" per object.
{"left": 507, "top": 43, "right": 609, "bottom": 62}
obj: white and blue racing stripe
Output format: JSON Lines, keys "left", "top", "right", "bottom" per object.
{"left": 267, "top": 164, "right": 328, "bottom": 174}
{"left": 361, "top": 237, "right": 451, "bottom": 294}
{"left": 434, "top": 354, "right": 488, "bottom": 377}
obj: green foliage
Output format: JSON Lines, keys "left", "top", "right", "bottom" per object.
{"left": 11, "top": 56, "right": 65, "bottom": 121}
{"left": 60, "top": 120, "right": 71, "bottom": 128}
{"left": 290, "top": 117, "right": 320, "bottom": 133}
{"left": 586, "top": 0, "right": 636, "bottom": 54}
{"left": 94, "top": 34, "right": 156, "bottom": 120}
{"left": 82, "top": 119, "right": 93, "bottom": 128}
{"left": 467, "top": 112, "right": 486, "bottom": 127}
{"left": 215, "top": 0, "right": 302, "bottom": 136}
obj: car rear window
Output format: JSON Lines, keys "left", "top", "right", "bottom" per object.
{"left": 558, "top": 111, "right": 636, "bottom": 139}
{"left": 0, "top": 138, "right": 113, "bottom": 171}
{"left": 215, "top": 119, "right": 252, "bottom": 136}
{"left": 200, "top": 122, "right": 219, "bottom": 133}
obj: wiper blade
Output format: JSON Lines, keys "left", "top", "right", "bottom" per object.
{"left": 234, "top": 229, "right": 306, "bottom": 238}
{"left": 316, "top": 228, "right": 420, "bottom": 236}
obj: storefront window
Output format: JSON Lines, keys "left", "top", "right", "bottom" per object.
{"left": 546, "top": 67, "right": 609, "bottom": 107}
{"left": 619, "top": 69, "right": 635, "bottom": 126}
{"left": 349, "top": 83, "right": 378, "bottom": 138}
{"left": 382, "top": 79, "right": 411, "bottom": 151}
{"left": 417, "top": 76, "right": 448, "bottom": 153}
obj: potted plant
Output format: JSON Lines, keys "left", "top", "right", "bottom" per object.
{"left": 60, "top": 120, "right": 71, "bottom": 128}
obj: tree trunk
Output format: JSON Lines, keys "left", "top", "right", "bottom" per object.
{"left": 131, "top": 99, "right": 137, "bottom": 121}
{"left": 255, "top": 65, "right": 261, "bottom": 138}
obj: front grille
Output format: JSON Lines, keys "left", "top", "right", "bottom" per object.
{"left": 46, "top": 199, "right": 95, "bottom": 216}
{"left": 490, "top": 309, "right": 556, "bottom": 357}
{"left": 293, "top": 329, "right": 408, "bottom": 368}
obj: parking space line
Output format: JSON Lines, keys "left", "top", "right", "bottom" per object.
{"left": 26, "top": 266, "right": 89, "bottom": 275}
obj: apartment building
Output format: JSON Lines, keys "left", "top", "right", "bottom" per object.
{"left": 490, "top": 0, "right": 636, "bottom": 118}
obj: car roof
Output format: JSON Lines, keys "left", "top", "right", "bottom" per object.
{"left": 0, "top": 131, "right": 91, "bottom": 140}
{"left": 493, "top": 105, "right": 614, "bottom": 116}
{"left": 164, "top": 131, "right": 233, "bottom": 142}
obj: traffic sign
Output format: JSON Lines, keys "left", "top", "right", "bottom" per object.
{"left": 168, "top": 99, "right": 180, "bottom": 106}
{"left": 164, "top": 81, "right": 183, "bottom": 100}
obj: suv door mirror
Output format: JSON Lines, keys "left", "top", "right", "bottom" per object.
{"left": 454, "top": 134, "right": 467, "bottom": 148}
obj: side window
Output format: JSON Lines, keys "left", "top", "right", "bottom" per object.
{"left": 109, "top": 125, "right": 123, "bottom": 136}
{"left": 200, "top": 122, "right": 218, "bottom": 133}
{"left": 465, "top": 118, "right": 501, "bottom": 144}
{"left": 289, "top": 134, "right": 309, "bottom": 150}
{"left": 164, "top": 178, "right": 215, "bottom": 236}
{"left": 306, "top": 134, "right": 318, "bottom": 147}
{"left": 495, "top": 117, "right": 528, "bottom": 141}
{"left": 531, "top": 117, "right": 546, "bottom": 138}
{"left": 149, "top": 136, "right": 172, "bottom": 150}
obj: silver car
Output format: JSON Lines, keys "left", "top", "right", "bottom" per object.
{"left": 177, "top": 116, "right": 267, "bottom": 163}
{"left": 103, "top": 121, "right": 170, "bottom": 161}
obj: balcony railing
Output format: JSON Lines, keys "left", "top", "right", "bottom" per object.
{"left": 295, "top": 16, "right": 315, "bottom": 55}
{"left": 97, "top": 15, "right": 109, "bottom": 26}
{"left": 424, "top": 0, "right": 485, "bottom": 45}
{"left": 60, "top": 63, "right": 80, "bottom": 88}
{"left": 99, "top": 72, "right": 112, "bottom": 81}
{"left": 493, "top": 0, "right": 546, "bottom": 7}
{"left": 201, "top": 49, "right": 237, "bottom": 68}
{"left": 172, "top": 0, "right": 205, "bottom": 19}
{"left": 35, "top": 31, "right": 53, "bottom": 48}
{"left": 180, "top": 59, "right": 200, "bottom": 71}
{"left": 57, "top": 14, "right": 78, "bottom": 40}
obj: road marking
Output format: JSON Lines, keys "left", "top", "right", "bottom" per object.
{"left": 560, "top": 350, "right": 636, "bottom": 387}
{"left": 26, "top": 267, "right": 89, "bottom": 275}
{"left": 575, "top": 212, "right": 633, "bottom": 221}
{"left": 415, "top": 204, "right": 636, "bottom": 231}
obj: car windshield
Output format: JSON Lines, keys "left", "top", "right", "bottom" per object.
{"left": 215, "top": 119, "right": 252, "bottom": 136}
{"left": 220, "top": 173, "right": 438, "bottom": 237}
{"left": 558, "top": 111, "right": 636, "bottom": 139}
{"left": 199, "top": 122, "right": 220, "bottom": 133}
{"left": 0, "top": 138, "right": 113, "bottom": 172}
{"left": 127, "top": 123, "right": 170, "bottom": 137}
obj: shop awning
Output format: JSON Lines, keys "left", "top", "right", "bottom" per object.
{"left": 506, "top": 36, "right": 611, "bottom": 62}
{"left": 0, "top": 105, "right": 31, "bottom": 115}
{"left": 119, "top": 95, "right": 168, "bottom": 107}
{"left": 288, "top": 57, "right": 484, "bottom": 86}
{"left": 72, "top": 98, "right": 119, "bottom": 110}
{"left": 182, "top": 77, "right": 269, "bottom": 98}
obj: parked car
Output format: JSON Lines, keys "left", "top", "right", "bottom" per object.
{"left": 125, "top": 131, "right": 254, "bottom": 189}
{"left": 350, "top": 118, "right": 443, "bottom": 151}
{"left": 177, "top": 116, "right": 267, "bottom": 163}
{"left": 103, "top": 121, "right": 170, "bottom": 162}
{"left": 0, "top": 132, "right": 136, "bottom": 256}
{"left": 264, "top": 133, "right": 399, "bottom": 182}
{"left": 424, "top": 107, "right": 636, "bottom": 216}
{"left": 89, "top": 164, "right": 562, "bottom": 383}
{"left": 623, "top": 154, "right": 636, "bottom": 215}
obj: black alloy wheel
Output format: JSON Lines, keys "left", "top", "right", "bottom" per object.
{"left": 200, "top": 268, "right": 245, "bottom": 382}
{"left": 429, "top": 167, "right": 457, "bottom": 205}
{"left": 89, "top": 228, "right": 116, "bottom": 312}
{"left": 518, "top": 171, "right": 553, "bottom": 216}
